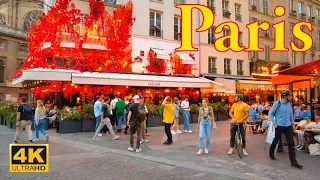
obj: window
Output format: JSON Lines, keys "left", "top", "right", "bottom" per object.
{"left": 318, "top": 31, "right": 320, "bottom": 48}
{"left": 302, "top": 53, "right": 306, "bottom": 63}
{"left": 174, "top": 16, "right": 181, "bottom": 40}
{"left": 224, "top": 58, "right": 231, "bottom": 74}
{"left": 239, "top": 32, "right": 243, "bottom": 46}
{"left": 0, "top": 60, "right": 4, "bottom": 83}
{"left": 289, "top": 0, "right": 294, "bottom": 12}
{"left": 222, "top": 0, "right": 229, "bottom": 11}
{"left": 265, "top": 45, "right": 270, "bottom": 60}
{"left": 104, "top": 0, "right": 117, "bottom": 4}
{"left": 149, "top": 11, "right": 162, "bottom": 38}
{"left": 235, "top": 4, "right": 242, "bottom": 21}
{"left": 208, "top": 57, "right": 216, "bottom": 74}
{"left": 263, "top": 0, "right": 268, "bottom": 14}
{"left": 292, "top": 52, "right": 296, "bottom": 66}
{"left": 307, "top": 5, "right": 312, "bottom": 19}
{"left": 237, "top": 60, "right": 243, "bottom": 75}
{"left": 312, "top": 54, "right": 315, "bottom": 61}
{"left": 253, "top": 52, "right": 258, "bottom": 59}
{"left": 207, "top": 0, "right": 215, "bottom": 8}
{"left": 208, "top": 27, "right": 215, "bottom": 44}
{"left": 174, "top": 0, "right": 186, "bottom": 5}
{"left": 317, "top": 9, "right": 320, "bottom": 23}
{"left": 23, "top": 11, "right": 42, "bottom": 31}
{"left": 0, "top": 39, "right": 8, "bottom": 49}
{"left": 0, "top": 13, "right": 6, "bottom": 26}
{"left": 223, "top": 28, "right": 230, "bottom": 46}
{"left": 19, "top": 43, "right": 28, "bottom": 53}
{"left": 250, "top": 0, "right": 258, "bottom": 11}
{"left": 290, "top": 23, "right": 294, "bottom": 40}
{"left": 298, "top": 2, "right": 303, "bottom": 14}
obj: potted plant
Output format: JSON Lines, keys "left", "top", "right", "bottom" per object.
{"left": 189, "top": 104, "right": 199, "bottom": 124}
{"left": 216, "top": 103, "right": 229, "bottom": 121}
{"left": 58, "top": 109, "right": 82, "bottom": 134}
{"left": 81, "top": 103, "right": 96, "bottom": 132}
{"left": 4, "top": 104, "right": 17, "bottom": 129}
{"left": 147, "top": 105, "right": 164, "bottom": 127}
{"left": 0, "top": 103, "right": 5, "bottom": 125}
{"left": 208, "top": 103, "right": 219, "bottom": 121}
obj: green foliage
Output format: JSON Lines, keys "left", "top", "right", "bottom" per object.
{"left": 3, "top": 104, "right": 18, "bottom": 123}
{"left": 190, "top": 104, "right": 199, "bottom": 114}
{"left": 0, "top": 102, "right": 6, "bottom": 117}
{"left": 202, "top": 103, "right": 229, "bottom": 113}
{"left": 61, "top": 109, "right": 81, "bottom": 120}
{"left": 81, "top": 103, "right": 95, "bottom": 120}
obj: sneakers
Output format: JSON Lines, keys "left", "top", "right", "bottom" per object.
{"left": 98, "top": 133, "right": 103, "bottom": 137}
{"left": 176, "top": 130, "right": 183, "bottom": 134}
{"left": 183, "top": 130, "right": 188, "bottom": 133}
{"left": 163, "top": 141, "right": 172, "bottom": 145}
{"left": 297, "top": 146, "right": 305, "bottom": 151}
{"left": 113, "top": 135, "right": 120, "bottom": 140}
{"left": 136, "top": 148, "right": 142, "bottom": 153}
{"left": 205, "top": 148, "right": 209, "bottom": 154}
{"left": 197, "top": 149, "right": 203, "bottom": 155}
{"left": 128, "top": 146, "right": 134, "bottom": 152}
{"left": 45, "top": 135, "right": 49, "bottom": 142}
{"left": 171, "top": 130, "right": 176, "bottom": 135}
{"left": 243, "top": 149, "right": 248, "bottom": 156}
{"left": 140, "top": 138, "right": 150, "bottom": 144}
{"left": 33, "top": 138, "right": 39, "bottom": 142}
{"left": 188, "top": 130, "right": 193, "bottom": 133}
{"left": 12, "top": 141, "right": 18, "bottom": 144}
{"left": 228, "top": 148, "right": 233, "bottom": 155}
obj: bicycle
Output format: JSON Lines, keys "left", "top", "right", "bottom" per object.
{"left": 235, "top": 123, "right": 245, "bottom": 158}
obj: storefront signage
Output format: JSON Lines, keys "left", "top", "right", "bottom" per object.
{"left": 148, "top": 82, "right": 160, "bottom": 87}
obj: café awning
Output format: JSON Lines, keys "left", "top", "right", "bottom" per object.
{"left": 150, "top": 48, "right": 170, "bottom": 60}
{"left": 12, "top": 68, "right": 80, "bottom": 85}
{"left": 72, "top": 72, "right": 223, "bottom": 88}
{"left": 176, "top": 52, "right": 196, "bottom": 64}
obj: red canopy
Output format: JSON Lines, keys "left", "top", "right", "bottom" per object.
{"left": 277, "top": 59, "right": 320, "bottom": 76}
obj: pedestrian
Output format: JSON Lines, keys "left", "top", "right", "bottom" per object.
{"left": 93, "top": 97, "right": 120, "bottom": 140}
{"left": 162, "top": 96, "right": 175, "bottom": 145}
{"left": 197, "top": 98, "right": 215, "bottom": 155}
{"left": 127, "top": 95, "right": 143, "bottom": 152}
{"left": 115, "top": 95, "right": 126, "bottom": 132}
{"left": 12, "top": 97, "right": 34, "bottom": 144}
{"left": 124, "top": 98, "right": 134, "bottom": 134}
{"left": 110, "top": 96, "right": 118, "bottom": 129}
{"left": 33, "top": 99, "right": 49, "bottom": 142}
{"left": 123, "top": 96, "right": 129, "bottom": 132}
{"left": 138, "top": 94, "right": 149, "bottom": 144}
{"left": 181, "top": 96, "right": 192, "bottom": 133}
{"left": 269, "top": 90, "right": 303, "bottom": 169}
{"left": 171, "top": 97, "right": 182, "bottom": 134}
{"left": 94, "top": 95, "right": 103, "bottom": 137}
{"left": 228, "top": 94, "right": 249, "bottom": 156}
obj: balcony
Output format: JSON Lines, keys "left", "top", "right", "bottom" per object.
{"left": 223, "top": 10, "right": 231, "bottom": 18}
{"left": 235, "top": 14, "right": 242, "bottom": 21}
{"left": 174, "top": 0, "right": 186, "bottom": 5}
{"left": 237, "top": 70, "right": 244, "bottom": 75}
{"left": 209, "top": 68, "right": 217, "bottom": 74}
{"left": 251, "top": 4, "right": 257, "bottom": 11}
{"left": 0, "top": 25, "right": 27, "bottom": 39}
{"left": 149, "top": 26, "right": 163, "bottom": 38}
{"left": 224, "top": 69, "right": 231, "bottom": 75}
{"left": 299, "top": 13, "right": 306, "bottom": 20}
{"left": 290, "top": 10, "right": 297, "bottom": 17}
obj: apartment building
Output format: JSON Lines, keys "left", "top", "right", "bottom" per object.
{"left": 0, "top": 0, "right": 118, "bottom": 102}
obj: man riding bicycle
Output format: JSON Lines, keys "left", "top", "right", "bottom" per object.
{"left": 228, "top": 94, "right": 249, "bottom": 156}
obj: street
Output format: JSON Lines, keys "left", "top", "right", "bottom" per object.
{"left": 0, "top": 121, "right": 319, "bottom": 180}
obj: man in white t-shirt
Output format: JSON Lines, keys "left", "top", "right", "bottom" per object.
{"left": 181, "top": 96, "right": 192, "bottom": 133}
{"left": 110, "top": 97, "right": 118, "bottom": 128}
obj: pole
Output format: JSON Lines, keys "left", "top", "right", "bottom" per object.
{"left": 310, "top": 79, "right": 315, "bottom": 122}
{"left": 275, "top": 84, "right": 278, "bottom": 101}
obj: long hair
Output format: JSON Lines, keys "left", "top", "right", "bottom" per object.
{"left": 37, "top": 100, "right": 45, "bottom": 112}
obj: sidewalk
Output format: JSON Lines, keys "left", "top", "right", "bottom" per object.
{"left": 1, "top": 121, "right": 320, "bottom": 180}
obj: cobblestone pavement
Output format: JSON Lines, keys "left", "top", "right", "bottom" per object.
{"left": 0, "top": 121, "right": 320, "bottom": 180}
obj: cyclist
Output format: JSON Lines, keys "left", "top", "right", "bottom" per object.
{"left": 228, "top": 94, "right": 249, "bottom": 156}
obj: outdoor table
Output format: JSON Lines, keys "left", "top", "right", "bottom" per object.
{"left": 304, "top": 129, "right": 320, "bottom": 151}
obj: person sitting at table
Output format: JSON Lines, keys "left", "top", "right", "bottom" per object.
{"left": 48, "top": 105, "right": 58, "bottom": 127}
{"left": 294, "top": 104, "right": 304, "bottom": 120}
{"left": 300, "top": 105, "right": 311, "bottom": 120}
{"left": 295, "top": 118, "right": 317, "bottom": 151}
{"left": 248, "top": 105, "right": 259, "bottom": 132}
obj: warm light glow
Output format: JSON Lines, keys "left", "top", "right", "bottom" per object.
{"left": 117, "top": 92, "right": 120, "bottom": 94}
{"left": 196, "top": 91, "right": 199, "bottom": 94}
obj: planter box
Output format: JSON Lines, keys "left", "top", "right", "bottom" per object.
{"left": 190, "top": 113, "right": 199, "bottom": 124}
{"left": 0, "top": 116, "right": 4, "bottom": 125}
{"left": 179, "top": 115, "right": 184, "bottom": 125}
{"left": 217, "top": 112, "right": 228, "bottom": 121}
{"left": 148, "top": 116, "right": 163, "bottom": 127}
{"left": 44, "top": 118, "right": 50, "bottom": 130}
{"left": 81, "top": 119, "right": 96, "bottom": 132}
{"left": 58, "top": 120, "right": 82, "bottom": 134}
{"left": 5, "top": 120, "right": 12, "bottom": 129}
{"left": 12, "top": 122, "right": 16, "bottom": 130}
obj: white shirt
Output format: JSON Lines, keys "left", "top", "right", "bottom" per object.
{"left": 110, "top": 99, "right": 118, "bottom": 115}
{"left": 181, "top": 100, "right": 190, "bottom": 111}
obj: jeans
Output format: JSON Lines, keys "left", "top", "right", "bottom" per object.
{"left": 95, "top": 116, "right": 101, "bottom": 131}
{"left": 34, "top": 119, "right": 47, "bottom": 139}
{"left": 230, "top": 123, "right": 246, "bottom": 148}
{"left": 117, "top": 115, "right": 125, "bottom": 130}
{"left": 199, "top": 120, "right": 212, "bottom": 149}
{"left": 183, "top": 111, "right": 191, "bottom": 131}
{"left": 164, "top": 123, "right": 172, "bottom": 143}
{"left": 130, "top": 121, "right": 141, "bottom": 148}
{"left": 270, "top": 126, "right": 297, "bottom": 163}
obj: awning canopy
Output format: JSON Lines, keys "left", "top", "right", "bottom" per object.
{"left": 176, "top": 52, "right": 195, "bottom": 64}
{"left": 12, "top": 68, "right": 80, "bottom": 85}
{"left": 72, "top": 72, "right": 223, "bottom": 88}
{"left": 150, "top": 48, "right": 170, "bottom": 60}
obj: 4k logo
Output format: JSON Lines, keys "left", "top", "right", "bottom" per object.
{"left": 9, "top": 144, "right": 49, "bottom": 172}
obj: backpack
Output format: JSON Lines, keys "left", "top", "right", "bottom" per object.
{"left": 136, "top": 104, "right": 146, "bottom": 123}
{"left": 272, "top": 101, "right": 281, "bottom": 116}
{"left": 21, "top": 104, "right": 34, "bottom": 120}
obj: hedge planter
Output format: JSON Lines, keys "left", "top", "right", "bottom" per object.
{"left": 148, "top": 116, "right": 163, "bottom": 127}
{"left": 217, "top": 112, "right": 228, "bottom": 121}
{"left": 81, "top": 119, "right": 96, "bottom": 132}
{"left": 58, "top": 120, "right": 82, "bottom": 134}
{"left": 6, "top": 120, "right": 12, "bottom": 129}
{"left": 0, "top": 116, "right": 4, "bottom": 125}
